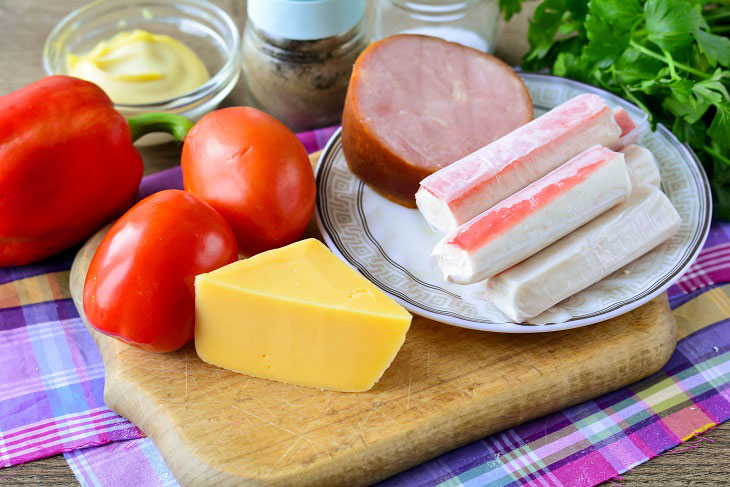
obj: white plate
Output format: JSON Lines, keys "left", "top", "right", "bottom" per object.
{"left": 315, "top": 73, "right": 711, "bottom": 333}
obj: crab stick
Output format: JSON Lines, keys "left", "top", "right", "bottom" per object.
{"left": 486, "top": 185, "right": 680, "bottom": 322}
{"left": 622, "top": 144, "right": 660, "bottom": 188}
{"left": 417, "top": 94, "right": 624, "bottom": 233}
{"left": 434, "top": 146, "right": 632, "bottom": 285}
{"left": 611, "top": 107, "right": 641, "bottom": 150}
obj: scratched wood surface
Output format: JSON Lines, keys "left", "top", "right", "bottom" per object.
{"left": 4, "top": 1, "right": 729, "bottom": 486}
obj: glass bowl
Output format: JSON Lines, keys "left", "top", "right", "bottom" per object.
{"left": 43, "top": 0, "right": 241, "bottom": 125}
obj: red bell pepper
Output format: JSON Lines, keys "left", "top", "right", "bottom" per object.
{"left": 0, "top": 76, "right": 193, "bottom": 266}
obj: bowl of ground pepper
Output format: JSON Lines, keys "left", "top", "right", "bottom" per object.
{"left": 242, "top": 0, "right": 369, "bottom": 132}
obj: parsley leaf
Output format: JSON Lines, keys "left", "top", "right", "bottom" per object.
{"left": 645, "top": 0, "right": 703, "bottom": 51}
{"left": 499, "top": 0, "right": 527, "bottom": 21}
{"left": 709, "top": 102, "right": 730, "bottom": 142}
{"left": 583, "top": 8, "right": 631, "bottom": 68}
{"left": 694, "top": 78, "right": 729, "bottom": 106}
{"left": 669, "top": 79, "right": 695, "bottom": 103}
{"left": 564, "top": 0, "right": 589, "bottom": 20}
{"left": 522, "top": 0, "right": 730, "bottom": 218}
{"left": 712, "top": 177, "right": 730, "bottom": 222}
{"left": 527, "top": 0, "right": 570, "bottom": 61}
{"left": 695, "top": 30, "right": 730, "bottom": 67}
{"left": 672, "top": 116, "right": 706, "bottom": 148}
{"left": 553, "top": 37, "right": 586, "bottom": 77}
{"left": 614, "top": 47, "right": 665, "bottom": 82}
{"left": 589, "top": 0, "right": 643, "bottom": 33}
{"left": 664, "top": 90, "right": 710, "bottom": 124}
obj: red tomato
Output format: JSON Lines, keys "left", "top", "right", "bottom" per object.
{"left": 83, "top": 190, "right": 238, "bottom": 352}
{"left": 181, "top": 107, "right": 315, "bottom": 255}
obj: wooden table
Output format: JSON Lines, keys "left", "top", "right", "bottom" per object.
{"left": 1, "top": 1, "right": 728, "bottom": 486}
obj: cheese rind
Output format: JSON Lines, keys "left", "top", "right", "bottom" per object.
{"left": 486, "top": 186, "right": 680, "bottom": 322}
{"left": 416, "top": 94, "right": 623, "bottom": 233}
{"left": 434, "top": 146, "right": 632, "bottom": 284}
{"left": 194, "top": 239, "right": 412, "bottom": 392}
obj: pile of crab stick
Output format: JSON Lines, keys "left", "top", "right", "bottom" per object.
{"left": 417, "top": 94, "right": 680, "bottom": 322}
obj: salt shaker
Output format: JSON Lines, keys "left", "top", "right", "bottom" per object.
{"left": 373, "top": 0, "right": 499, "bottom": 52}
{"left": 242, "top": 0, "right": 369, "bottom": 132}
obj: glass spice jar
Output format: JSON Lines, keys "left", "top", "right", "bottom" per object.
{"left": 373, "top": 0, "right": 500, "bottom": 53}
{"left": 242, "top": 0, "right": 369, "bottom": 132}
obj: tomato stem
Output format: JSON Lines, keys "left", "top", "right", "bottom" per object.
{"left": 127, "top": 112, "right": 195, "bottom": 143}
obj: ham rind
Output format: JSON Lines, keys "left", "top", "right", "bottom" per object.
{"left": 486, "top": 185, "right": 680, "bottom": 322}
{"left": 434, "top": 146, "right": 631, "bottom": 284}
{"left": 342, "top": 34, "right": 532, "bottom": 208}
{"left": 622, "top": 144, "right": 660, "bottom": 188}
{"left": 610, "top": 107, "right": 641, "bottom": 150}
{"left": 417, "top": 94, "right": 623, "bottom": 233}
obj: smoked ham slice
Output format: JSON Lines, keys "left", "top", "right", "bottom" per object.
{"left": 341, "top": 34, "right": 532, "bottom": 208}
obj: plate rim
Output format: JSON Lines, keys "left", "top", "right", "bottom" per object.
{"left": 315, "top": 73, "right": 712, "bottom": 333}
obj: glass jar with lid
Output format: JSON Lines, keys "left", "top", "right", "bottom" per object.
{"left": 373, "top": 0, "right": 499, "bottom": 52}
{"left": 242, "top": 0, "right": 369, "bottom": 132}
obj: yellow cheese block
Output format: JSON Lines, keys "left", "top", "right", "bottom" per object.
{"left": 194, "top": 239, "right": 412, "bottom": 392}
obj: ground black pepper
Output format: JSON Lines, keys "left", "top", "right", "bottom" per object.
{"left": 242, "top": 21, "right": 368, "bottom": 132}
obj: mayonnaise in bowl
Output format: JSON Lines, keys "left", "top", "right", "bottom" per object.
{"left": 66, "top": 29, "right": 210, "bottom": 105}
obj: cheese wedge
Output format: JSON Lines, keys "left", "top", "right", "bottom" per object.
{"left": 194, "top": 239, "right": 412, "bottom": 392}
{"left": 433, "top": 146, "right": 632, "bottom": 284}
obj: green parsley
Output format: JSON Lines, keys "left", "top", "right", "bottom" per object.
{"left": 501, "top": 0, "right": 730, "bottom": 219}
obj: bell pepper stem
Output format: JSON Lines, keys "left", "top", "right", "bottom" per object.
{"left": 127, "top": 112, "right": 195, "bottom": 143}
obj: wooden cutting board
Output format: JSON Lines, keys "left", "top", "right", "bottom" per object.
{"left": 68, "top": 155, "right": 678, "bottom": 487}
{"left": 70, "top": 230, "right": 677, "bottom": 487}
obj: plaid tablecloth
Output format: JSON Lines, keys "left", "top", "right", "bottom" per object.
{"left": 2, "top": 126, "right": 730, "bottom": 486}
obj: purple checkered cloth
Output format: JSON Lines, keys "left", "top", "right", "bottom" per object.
{"left": 2, "top": 124, "right": 730, "bottom": 486}
{"left": 65, "top": 311, "right": 730, "bottom": 487}
{"left": 0, "top": 259, "right": 143, "bottom": 466}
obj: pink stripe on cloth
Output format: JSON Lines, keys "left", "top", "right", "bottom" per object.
{"left": 66, "top": 438, "right": 178, "bottom": 487}
{"left": 0, "top": 303, "right": 143, "bottom": 468}
{"left": 2, "top": 408, "right": 117, "bottom": 444}
{"left": 674, "top": 242, "right": 730, "bottom": 293}
{"left": 669, "top": 227, "right": 730, "bottom": 301}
